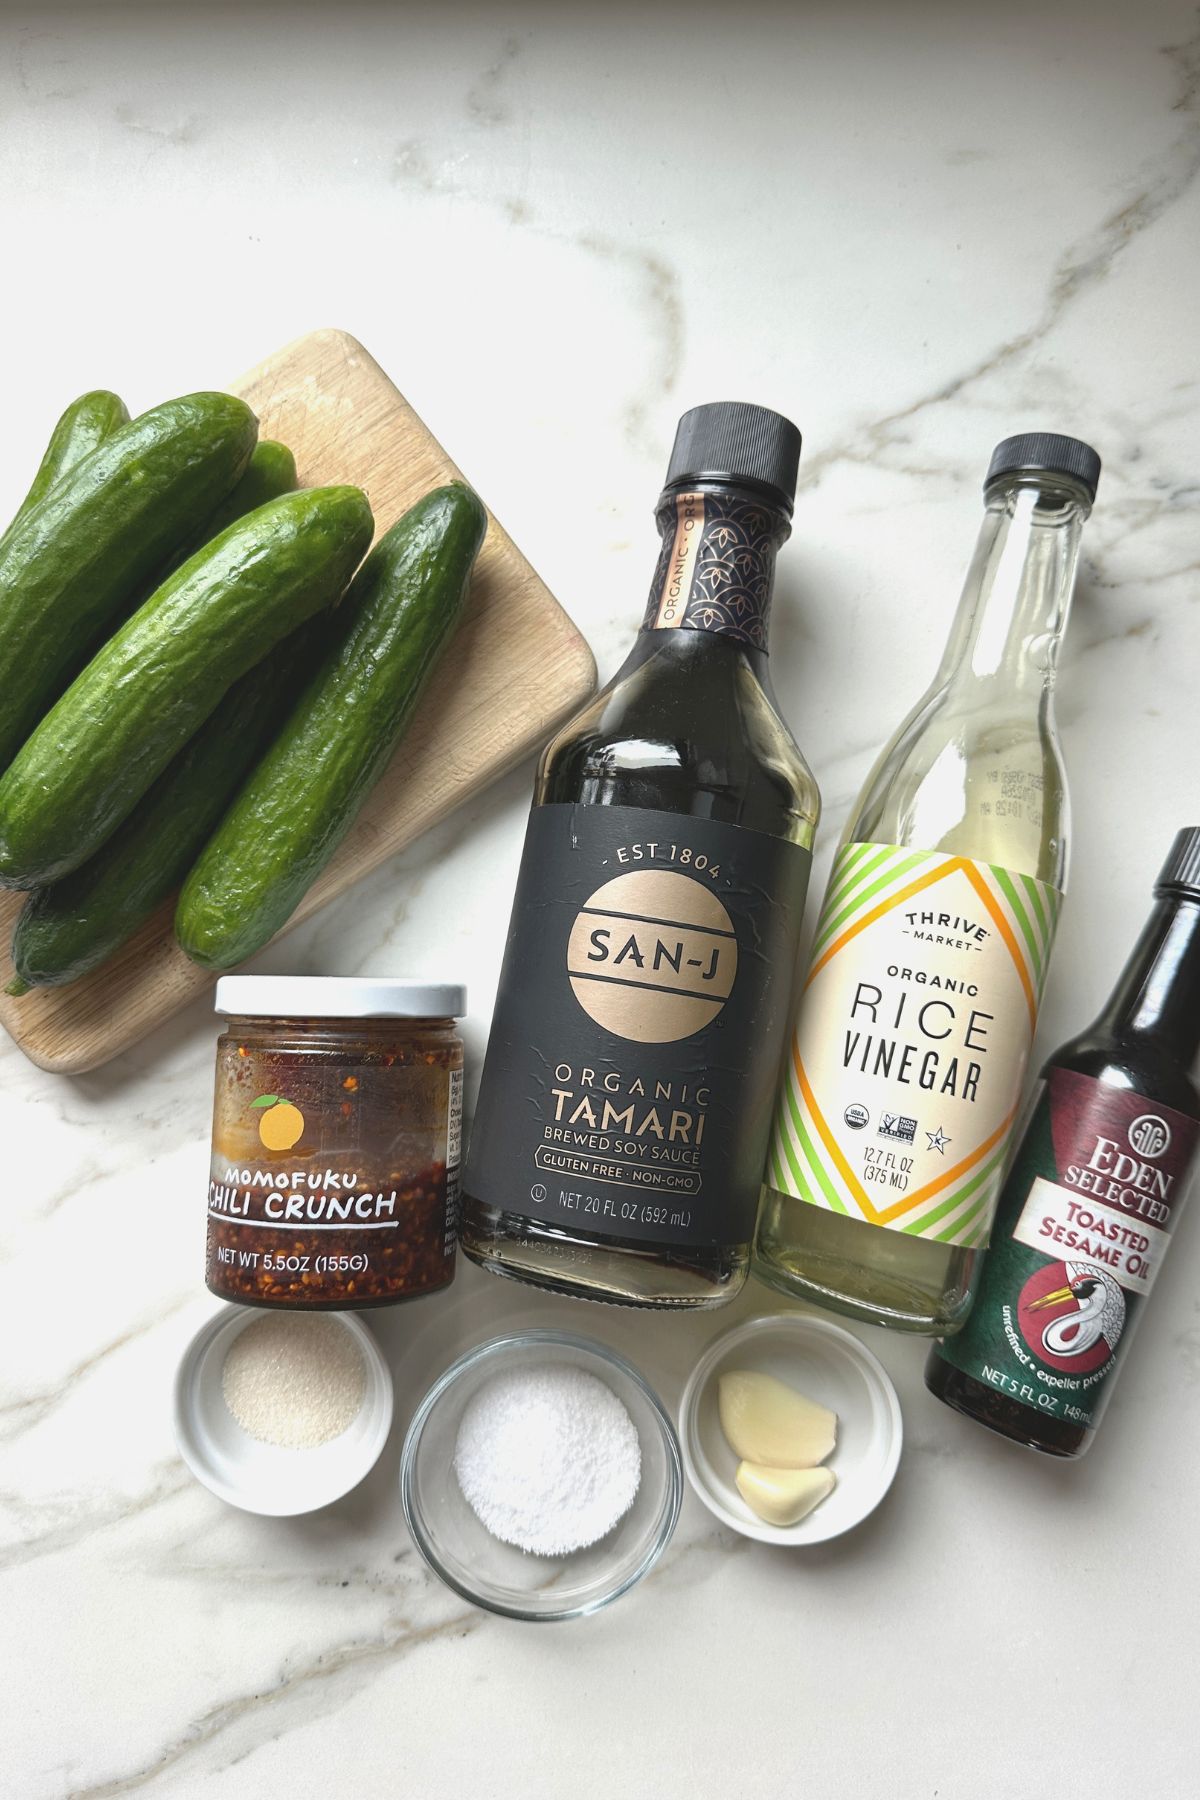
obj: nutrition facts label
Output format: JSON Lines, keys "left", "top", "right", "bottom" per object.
{"left": 447, "top": 1068, "right": 463, "bottom": 1169}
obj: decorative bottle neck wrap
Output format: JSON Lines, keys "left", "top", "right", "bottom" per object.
{"left": 642, "top": 489, "right": 788, "bottom": 649}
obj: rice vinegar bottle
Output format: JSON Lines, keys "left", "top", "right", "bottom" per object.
{"left": 755, "top": 433, "right": 1101, "bottom": 1334}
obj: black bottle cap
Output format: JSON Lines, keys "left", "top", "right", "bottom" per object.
{"left": 664, "top": 402, "right": 802, "bottom": 512}
{"left": 1156, "top": 828, "right": 1200, "bottom": 900}
{"left": 985, "top": 432, "right": 1101, "bottom": 502}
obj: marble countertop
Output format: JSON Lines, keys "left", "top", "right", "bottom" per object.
{"left": 3, "top": 4, "right": 1198, "bottom": 1795}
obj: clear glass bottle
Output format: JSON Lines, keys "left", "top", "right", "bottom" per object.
{"left": 755, "top": 433, "right": 1100, "bottom": 1334}
{"left": 462, "top": 403, "right": 820, "bottom": 1307}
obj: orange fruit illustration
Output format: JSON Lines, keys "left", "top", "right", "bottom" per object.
{"left": 253, "top": 1096, "right": 305, "bottom": 1151}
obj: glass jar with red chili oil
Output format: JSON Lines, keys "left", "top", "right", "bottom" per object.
{"left": 206, "top": 978, "right": 465, "bottom": 1311}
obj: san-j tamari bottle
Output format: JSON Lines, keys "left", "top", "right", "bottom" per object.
{"left": 927, "top": 830, "right": 1200, "bottom": 1457}
{"left": 755, "top": 433, "right": 1101, "bottom": 1334}
{"left": 461, "top": 403, "right": 820, "bottom": 1307}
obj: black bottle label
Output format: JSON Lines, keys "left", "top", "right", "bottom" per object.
{"left": 936, "top": 1068, "right": 1198, "bottom": 1432}
{"left": 465, "top": 802, "right": 812, "bottom": 1248}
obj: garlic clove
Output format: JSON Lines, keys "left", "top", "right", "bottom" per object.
{"left": 736, "top": 1460, "right": 837, "bottom": 1527}
{"left": 717, "top": 1369, "right": 837, "bottom": 1467}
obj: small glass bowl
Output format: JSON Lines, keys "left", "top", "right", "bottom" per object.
{"left": 400, "top": 1329, "right": 682, "bottom": 1621}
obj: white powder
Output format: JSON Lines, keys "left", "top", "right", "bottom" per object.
{"left": 453, "top": 1361, "right": 642, "bottom": 1556}
{"left": 221, "top": 1314, "right": 366, "bottom": 1450}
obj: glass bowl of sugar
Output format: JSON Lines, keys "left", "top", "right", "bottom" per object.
{"left": 401, "top": 1329, "right": 683, "bottom": 1621}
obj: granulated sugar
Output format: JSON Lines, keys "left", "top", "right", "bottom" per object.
{"left": 221, "top": 1314, "right": 366, "bottom": 1449}
{"left": 453, "top": 1361, "right": 642, "bottom": 1555}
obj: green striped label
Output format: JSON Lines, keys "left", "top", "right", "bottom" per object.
{"left": 769, "top": 844, "right": 1061, "bottom": 1249}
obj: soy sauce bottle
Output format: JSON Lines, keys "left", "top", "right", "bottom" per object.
{"left": 461, "top": 404, "right": 819, "bottom": 1307}
{"left": 926, "top": 829, "right": 1200, "bottom": 1456}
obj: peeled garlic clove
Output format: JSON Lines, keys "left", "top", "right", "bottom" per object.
{"left": 718, "top": 1369, "right": 837, "bottom": 1467}
{"left": 736, "top": 1461, "right": 836, "bottom": 1527}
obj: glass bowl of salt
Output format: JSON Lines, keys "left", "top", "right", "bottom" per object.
{"left": 400, "top": 1328, "right": 683, "bottom": 1621}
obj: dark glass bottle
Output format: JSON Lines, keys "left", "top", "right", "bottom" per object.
{"left": 926, "top": 828, "right": 1200, "bottom": 1456}
{"left": 461, "top": 403, "right": 820, "bottom": 1307}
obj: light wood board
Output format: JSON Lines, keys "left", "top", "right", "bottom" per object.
{"left": 0, "top": 329, "right": 596, "bottom": 1073}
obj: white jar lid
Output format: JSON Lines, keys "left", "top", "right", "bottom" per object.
{"left": 214, "top": 976, "right": 466, "bottom": 1019}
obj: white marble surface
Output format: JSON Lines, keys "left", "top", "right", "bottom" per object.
{"left": 3, "top": 3, "right": 1199, "bottom": 1795}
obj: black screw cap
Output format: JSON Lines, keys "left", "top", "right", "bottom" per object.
{"left": 1157, "top": 828, "right": 1200, "bottom": 900}
{"left": 985, "top": 432, "right": 1101, "bottom": 501}
{"left": 665, "top": 402, "right": 802, "bottom": 512}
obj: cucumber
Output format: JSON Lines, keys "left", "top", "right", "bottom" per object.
{"left": 165, "top": 440, "right": 298, "bottom": 575}
{"left": 176, "top": 483, "right": 487, "bottom": 970}
{"left": 203, "top": 440, "right": 297, "bottom": 533}
{"left": 5, "top": 616, "right": 330, "bottom": 993}
{"left": 1, "top": 391, "right": 130, "bottom": 545}
{"left": 0, "top": 392, "right": 258, "bottom": 770}
{"left": 114, "top": 440, "right": 299, "bottom": 629}
{"left": 0, "top": 485, "right": 374, "bottom": 888}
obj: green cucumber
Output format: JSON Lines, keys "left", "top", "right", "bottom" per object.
{"left": 176, "top": 483, "right": 487, "bottom": 970}
{"left": 1, "top": 391, "right": 130, "bottom": 545}
{"left": 0, "top": 392, "right": 258, "bottom": 770}
{"left": 203, "top": 440, "right": 298, "bottom": 533}
{"left": 0, "top": 484, "right": 374, "bottom": 888}
{"left": 164, "top": 440, "right": 298, "bottom": 575}
{"left": 5, "top": 616, "right": 330, "bottom": 993}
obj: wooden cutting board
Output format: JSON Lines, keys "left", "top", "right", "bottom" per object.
{"left": 0, "top": 329, "right": 596, "bottom": 1073}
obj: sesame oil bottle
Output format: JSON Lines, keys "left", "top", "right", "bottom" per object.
{"left": 928, "top": 830, "right": 1200, "bottom": 1455}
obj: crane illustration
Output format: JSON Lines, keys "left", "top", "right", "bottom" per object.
{"left": 1026, "top": 1261, "right": 1126, "bottom": 1360}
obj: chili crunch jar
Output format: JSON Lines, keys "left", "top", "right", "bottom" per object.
{"left": 206, "top": 979, "right": 465, "bottom": 1311}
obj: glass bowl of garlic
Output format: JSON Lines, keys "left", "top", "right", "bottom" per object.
{"left": 679, "top": 1312, "right": 903, "bottom": 1545}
